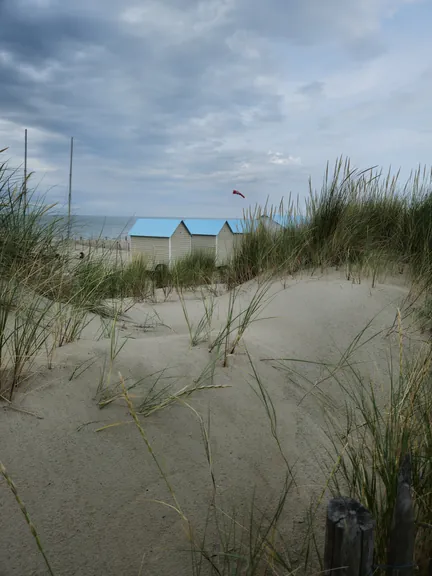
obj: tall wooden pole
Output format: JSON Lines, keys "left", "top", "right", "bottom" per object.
{"left": 67, "top": 136, "right": 74, "bottom": 240}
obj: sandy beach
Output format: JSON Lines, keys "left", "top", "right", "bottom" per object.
{"left": 69, "top": 239, "right": 132, "bottom": 265}
{"left": 0, "top": 270, "right": 418, "bottom": 576}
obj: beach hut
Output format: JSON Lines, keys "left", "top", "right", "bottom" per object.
{"left": 226, "top": 218, "right": 255, "bottom": 235}
{"left": 128, "top": 218, "right": 191, "bottom": 267}
{"left": 258, "top": 214, "right": 307, "bottom": 230}
{"left": 183, "top": 219, "right": 236, "bottom": 265}
{"left": 258, "top": 214, "right": 285, "bottom": 231}
{"left": 225, "top": 218, "right": 248, "bottom": 255}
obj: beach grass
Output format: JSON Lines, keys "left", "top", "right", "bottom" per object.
{"left": 274, "top": 312, "right": 432, "bottom": 575}
{"left": 178, "top": 288, "right": 216, "bottom": 347}
{"left": 3, "top": 145, "right": 432, "bottom": 574}
{"left": 229, "top": 157, "right": 432, "bottom": 289}
{"left": 322, "top": 322, "right": 432, "bottom": 573}
{"left": 172, "top": 251, "right": 218, "bottom": 289}
{"left": 208, "top": 277, "right": 275, "bottom": 367}
{"left": 0, "top": 460, "right": 55, "bottom": 576}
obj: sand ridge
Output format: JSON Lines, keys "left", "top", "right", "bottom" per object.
{"left": 0, "top": 271, "right": 416, "bottom": 575}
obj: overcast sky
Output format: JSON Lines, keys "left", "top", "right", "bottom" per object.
{"left": 1, "top": 0, "right": 431, "bottom": 217}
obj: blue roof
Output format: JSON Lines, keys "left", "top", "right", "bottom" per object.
{"left": 183, "top": 218, "right": 227, "bottom": 236}
{"left": 128, "top": 218, "right": 183, "bottom": 238}
{"left": 226, "top": 219, "right": 252, "bottom": 234}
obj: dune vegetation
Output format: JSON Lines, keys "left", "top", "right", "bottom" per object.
{"left": 1, "top": 149, "right": 432, "bottom": 575}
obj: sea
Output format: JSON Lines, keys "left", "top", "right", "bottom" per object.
{"left": 44, "top": 215, "right": 138, "bottom": 240}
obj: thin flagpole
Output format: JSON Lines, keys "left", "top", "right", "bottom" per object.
{"left": 23, "top": 128, "right": 27, "bottom": 213}
{"left": 67, "top": 137, "right": 74, "bottom": 240}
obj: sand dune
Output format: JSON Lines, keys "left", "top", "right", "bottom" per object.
{"left": 0, "top": 271, "right": 418, "bottom": 575}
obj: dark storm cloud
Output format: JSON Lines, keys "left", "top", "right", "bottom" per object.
{"left": 0, "top": 0, "right": 380, "bottom": 136}
{"left": 0, "top": 0, "right": 104, "bottom": 63}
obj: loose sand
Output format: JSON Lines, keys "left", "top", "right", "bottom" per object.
{"left": 0, "top": 270, "right": 420, "bottom": 575}
{"left": 70, "top": 244, "right": 131, "bottom": 265}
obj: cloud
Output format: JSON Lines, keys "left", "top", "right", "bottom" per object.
{"left": 297, "top": 81, "right": 325, "bottom": 97}
{"left": 0, "top": 0, "right": 431, "bottom": 217}
{"left": 268, "top": 151, "right": 302, "bottom": 166}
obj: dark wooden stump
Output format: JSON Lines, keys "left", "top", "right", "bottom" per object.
{"left": 324, "top": 497, "right": 375, "bottom": 576}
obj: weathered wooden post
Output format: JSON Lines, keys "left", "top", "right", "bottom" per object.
{"left": 324, "top": 497, "right": 375, "bottom": 576}
{"left": 387, "top": 454, "right": 415, "bottom": 576}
